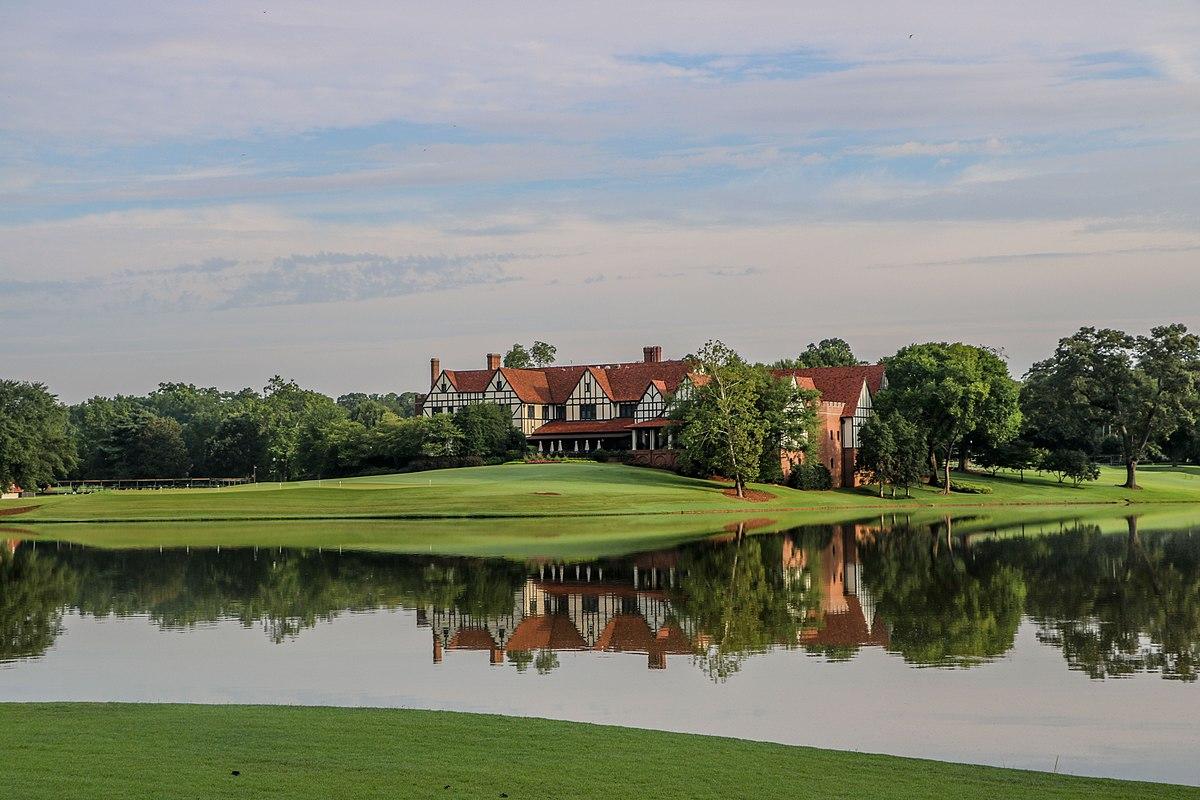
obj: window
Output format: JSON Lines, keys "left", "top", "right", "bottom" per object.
{"left": 617, "top": 402, "right": 637, "bottom": 418}
{"left": 580, "top": 404, "right": 597, "bottom": 420}
{"left": 582, "top": 595, "right": 599, "bottom": 613}
{"left": 527, "top": 405, "right": 536, "bottom": 418}
{"left": 542, "top": 405, "right": 550, "bottom": 420}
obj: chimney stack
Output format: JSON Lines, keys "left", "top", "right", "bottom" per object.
{"left": 643, "top": 345, "right": 663, "bottom": 363}
{"left": 487, "top": 352, "right": 502, "bottom": 370}
{"left": 430, "top": 357, "right": 440, "bottom": 387}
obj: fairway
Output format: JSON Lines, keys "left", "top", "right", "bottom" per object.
{"left": 1, "top": 704, "right": 1194, "bottom": 800}
{"left": 9, "top": 462, "right": 1200, "bottom": 525}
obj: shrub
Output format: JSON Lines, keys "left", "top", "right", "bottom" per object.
{"left": 403, "top": 455, "right": 486, "bottom": 472}
{"left": 789, "top": 463, "right": 832, "bottom": 490}
{"left": 950, "top": 481, "right": 993, "bottom": 495}
{"left": 591, "top": 448, "right": 613, "bottom": 463}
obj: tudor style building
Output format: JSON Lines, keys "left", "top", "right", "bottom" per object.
{"left": 423, "top": 346, "right": 693, "bottom": 456}
{"left": 422, "top": 346, "right": 886, "bottom": 488}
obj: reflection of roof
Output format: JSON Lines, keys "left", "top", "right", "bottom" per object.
{"left": 772, "top": 365, "right": 885, "bottom": 418}
{"left": 448, "top": 627, "right": 497, "bottom": 650}
{"left": 506, "top": 615, "right": 589, "bottom": 651}
{"left": 654, "top": 621, "right": 695, "bottom": 655}
{"left": 799, "top": 596, "right": 889, "bottom": 648}
{"left": 596, "top": 614, "right": 656, "bottom": 653}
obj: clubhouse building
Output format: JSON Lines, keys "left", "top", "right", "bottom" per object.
{"left": 421, "top": 346, "right": 885, "bottom": 488}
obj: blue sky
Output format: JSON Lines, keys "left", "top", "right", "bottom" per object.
{"left": 2, "top": 1, "right": 1198, "bottom": 401}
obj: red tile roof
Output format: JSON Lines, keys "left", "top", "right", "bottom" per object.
{"left": 773, "top": 365, "right": 885, "bottom": 419}
{"left": 530, "top": 419, "right": 637, "bottom": 436}
{"left": 435, "top": 359, "right": 693, "bottom": 404}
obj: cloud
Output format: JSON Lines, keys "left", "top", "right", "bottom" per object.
{"left": 0, "top": 251, "right": 519, "bottom": 315}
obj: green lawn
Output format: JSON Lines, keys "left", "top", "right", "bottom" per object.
{"left": 1, "top": 704, "right": 1193, "bottom": 800}
{"left": 8, "top": 462, "right": 1200, "bottom": 525}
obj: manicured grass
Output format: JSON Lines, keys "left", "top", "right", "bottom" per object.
{"left": 7, "top": 502, "right": 1200, "bottom": 559}
{"left": 8, "top": 462, "right": 1200, "bottom": 525}
{"left": 1, "top": 704, "right": 1193, "bottom": 800}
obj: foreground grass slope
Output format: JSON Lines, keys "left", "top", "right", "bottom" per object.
{"left": 10, "top": 462, "right": 1200, "bottom": 524}
{"left": 2, "top": 704, "right": 1194, "bottom": 800}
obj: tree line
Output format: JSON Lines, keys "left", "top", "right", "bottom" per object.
{"left": 2, "top": 325, "right": 1198, "bottom": 490}
{"left": 0, "top": 378, "right": 522, "bottom": 486}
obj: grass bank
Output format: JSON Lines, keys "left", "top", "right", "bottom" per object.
{"left": 2, "top": 704, "right": 1194, "bottom": 799}
{"left": 6, "top": 502, "right": 1199, "bottom": 559}
{"left": 8, "top": 462, "right": 1200, "bottom": 525}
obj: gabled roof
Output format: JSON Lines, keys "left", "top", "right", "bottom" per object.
{"left": 432, "top": 358, "right": 694, "bottom": 404}
{"left": 773, "top": 365, "right": 885, "bottom": 418}
{"left": 440, "top": 369, "right": 492, "bottom": 393}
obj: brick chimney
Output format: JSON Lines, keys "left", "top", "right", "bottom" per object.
{"left": 430, "top": 357, "right": 440, "bottom": 387}
{"left": 643, "top": 345, "right": 663, "bottom": 363}
{"left": 487, "top": 352, "right": 502, "bottom": 370}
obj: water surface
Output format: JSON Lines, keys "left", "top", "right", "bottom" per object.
{"left": 2, "top": 512, "right": 1198, "bottom": 784}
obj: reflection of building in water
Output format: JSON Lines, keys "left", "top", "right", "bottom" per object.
{"left": 797, "top": 526, "right": 889, "bottom": 650}
{"left": 423, "top": 554, "right": 698, "bottom": 670}
{"left": 422, "top": 526, "right": 889, "bottom": 671}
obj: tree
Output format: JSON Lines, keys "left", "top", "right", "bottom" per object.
{"left": 879, "top": 343, "right": 1021, "bottom": 494}
{"left": 95, "top": 408, "right": 190, "bottom": 478}
{"left": 205, "top": 409, "right": 268, "bottom": 477}
{"left": 857, "top": 411, "right": 926, "bottom": 497}
{"left": 755, "top": 371, "right": 819, "bottom": 485}
{"left": 503, "top": 343, "right": 531, "bottom": 368}
{"left": 1024, "top": 325, "right": 1200, "bottom": 489}
{"left": 1042, "top": 449, "right": 1101, "bottom": 486}
{"left": 775, "top": 338, "right": 863, "bottom": 369}
{"left": 672, "top": 341, "right": 765, "bottom": 498}
{"left": 504, "top": 341, "right": 557, "bottom": 369}
{"left": 529, "top": 341, "right": 557, "bottom": 367}
{"left": 454, "top": 404, "right": 521, "bottom": 458}
{"left": 421, "top": 415, "right": 464, "bottom": 458}
{"left": 976, "top": 438, "right": 1047, "bottom": 482}
{"left": 347, "top": 399, "right": 391, "bottom": 428}
{"left": 0, "top": 380, "right": 76, "bottom": 489}
{"left": 856, "top": 413, "right": 896, "bottom": 497}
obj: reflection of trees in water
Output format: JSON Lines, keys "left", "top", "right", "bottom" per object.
{"left": 858, "top": 519, "right": 1027, "bottom": 667}
{"left": 668, "top": 528, "right": 820, "bottom": 681}
{"left": 2, "top": 546, "right": 527, "bottom": 658}
{"left": 3, "top": 517, "right": 1198, "bottom": 682}
{"left": 989, "top": 517, "right": 1200, "bottom": 682}
{"left": 0, "top": 547, "right": 77, "bottom": 662}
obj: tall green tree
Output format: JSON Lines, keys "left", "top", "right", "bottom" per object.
{"left": 774, "top": 338, "right": 863, "bottom": 369}
{"left": 503, "top": 340, "right": 557, "bottom": 369}
{"left": 1024, "top": 325, "right": 1200, "bottom": 489}
{"left": 454, "top": 404, "right": 521, "bottom": 457}
{"left": 755, "top": 372, "right": 820, "bottom": 484}
{"left": 879, "top": 343, "right": 1021, "bottom": 494}
{"left": 672, "top": 341, "right": 765, "bottom": 497}
{"left": 421, "top": 415, "right": 464, "bottom": 458}
{"left": 0, "top": 381, "right": 76, "bottom": 489}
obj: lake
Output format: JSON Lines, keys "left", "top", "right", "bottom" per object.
{"left": 2, "top": 510, "right": 1198, "bottom": 785}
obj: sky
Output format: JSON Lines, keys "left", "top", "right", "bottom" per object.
{"left": 2, "top": 1, "right": 1198, "bottom": 403}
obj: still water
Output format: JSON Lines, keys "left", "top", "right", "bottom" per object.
{"left": 2, "top": 513, "right": 1198, "bottom": 784}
